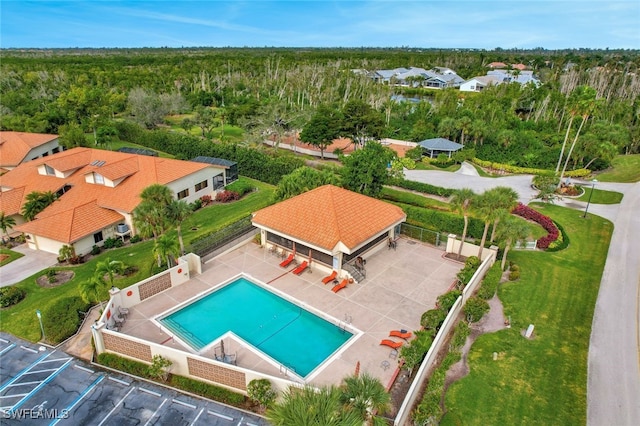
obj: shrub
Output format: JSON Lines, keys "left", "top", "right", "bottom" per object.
{"left": 130, "top": 234, "right": 142, "bottom": 244}
{"left": 215, "top": 190, "right": 239, "bottom": 203}
{"left": 42, "top": 296, "right": 91, "bottom": 343}
{"left": 456, "top": 256, "right": 481, "bottom": 288}
{"left": 437, "top": 290, "right": 461, "bottom": 313}
{"left": 91, "top": 245, "right": 102, "bottom": 255}
{"left": 389, "top": 178, "right": 454, "bottom": 197}
{"left": 511, "top": 203, "right": 559, "bottom": 249}
{"left": 421, "top": 309, "right": 447, "bottom": 332}
{"left": 547, "top": 220, "right": 570, "bottom": 252}
{"left": 191, "top": 198, "right": 203, "bottom": 211}
{"left": 473, "top": 158, "right": 591, "bottom": 178}
{"left": 148, "top": 355, "right": 172, "bottom": 382}
{"left": 0, "top": 286, "right": 26, "bottom": 308}
{"left": 98, "top": 352, "right": 150, "bottom": 377}
{"left": 463, "top": 297, "right": 490, "bottom": 323}
{"left": 200, "top": 194, "right": 212, "bottom": 205}
{"left": 46, "top": 269, "right": 57, "bottom": 283}
{"left": 247, "top": 379, "right": 277, "bottom": 411}
{"left": 114, "top": 238, "right": 124, "bottom": 248}
{"left": 103, "top": 237, "right": 118, "bottom": 249}
{"left": 509, "top": 269, "right": 521, "bottom": 281}
{"left": 400, "top": 330, "right": 434, "bottom": 374}
{"left": 449, "top": 321, "right": 470, "bottom": 351}
{"left": 477, "top": 263, "right": 502, "bottom": 300}
{"left": 225, "top": 180, "right": 255, "bottom": 197}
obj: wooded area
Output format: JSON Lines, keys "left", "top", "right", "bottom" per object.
{"left": 1, "top": 47, "right": 639, "bottom": 171}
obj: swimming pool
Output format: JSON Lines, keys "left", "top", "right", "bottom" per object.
{"left": 159, "top": 276, "right": 353, "bottom": 378}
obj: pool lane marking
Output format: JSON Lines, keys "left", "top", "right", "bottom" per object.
{"left": 143, "top": 398, "right": 167, "bottom": 426}
{"left": 208, "top": 409, "right": 233, "bottom": 421}
{"left": 97, "top": 386, "right": 136, "bottom": 426}
{"left": 190, "top": 407, "right": 205, "bottom": 425}
{"left": 10, "top": 357, "right": 73, "bottom": 411}
{"left": 0, "top": 350, "right": 55, "bottom": 392}
{"left": 49, "top": 374, "right": 105, "bottom": 426}
{"left": 0, "top": 344, "right": 16, "bottom": 356}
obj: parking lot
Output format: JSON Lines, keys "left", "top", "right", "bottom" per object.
{"left": 0, "top": 333, "right": 268, "bottom": 425}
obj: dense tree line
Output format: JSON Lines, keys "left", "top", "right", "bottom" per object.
{"left": 1, "top": 47, "right": 639, "bottom": 172}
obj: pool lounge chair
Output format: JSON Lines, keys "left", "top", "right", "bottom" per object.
{"left": 322, "top": 270, "right": 337, "bottom": 284}
{"left": 293, "top": 261, "right": 308, "bottom": 275}
{"left": 331, "top": 278, "right": 348, "bottom": 293}
{"left": 389, "top": 330, "right": 412, "bottom": 340}
{"left": 380, "top": 339, "right": 403, "bottom": 349}
{"left": 280, "top": 253, "right": 295, "bottom": 268}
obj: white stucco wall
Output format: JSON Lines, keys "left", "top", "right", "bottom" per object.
{"left": 166, "top": 167, "right": 225, "bottom": 204}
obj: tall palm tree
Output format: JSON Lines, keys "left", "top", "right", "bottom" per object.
{"left": 94, "top": 258, "right": 125, "bottom": 289}
{"left": 489, "top": 187, "right": 520, "bottom": 243}
{"left": 267, "top": 385, "right": 361, "bottom": 426}
{"left": 80, "top": 276, "right": 108, "bottom": 311}
{"left": 496, "top": 216, "right": 531, "bottom": 270}
{"left": 474, "top": 190, "right": 502, "bottom": 259}
{"left": 450, "top": 188, "right": 476, "bottom": 260}
{"left": 166, "top": 200, "right": 192, "bottom": 255}
{"left": 134, "top": 184, "right": 174, "bottom": 265}
{"left": 340, "top": 373, "right": 391, "bottom": 425}
{"left": 21, "top": 191, "right": 58, "bottom": 221}
{"left": 139, "top": 183, "right": 173, "bottom": 206}
{"left": 154, "top": 233, "right": 180, "bottom": 268}
{"left": 0, "top": 212, "right": 16, "bottom": 243}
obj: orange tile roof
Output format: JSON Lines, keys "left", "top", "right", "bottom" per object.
{"left": 16, "top": 200, "right": 124, "bottom": 243}
{"left": 0, "top": 131, "right": 58, "bottom": 167}
{"left": 0, "top": 187, "right": 25, "bottom": 216}
{"left": 1, "top": 147, "right": 216, "bottom": 243}
{"left": 252, "top": 185, "right": 406, "bottom": 252}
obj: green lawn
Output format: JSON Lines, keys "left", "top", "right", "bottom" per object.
{"left": 414, "top": 161, "right": 461, "bottom": 172}
{"left": 0, "top": 248, "right": 24, "bottom": 266}
{"left": 576, "top": 187, "right": 624, "bottom": 204}
{"left": 380, "top": 187, "right": 451, "bottom": 210}
{"left": 0, "top": 179, "right": 274, "bottom": 342}
{"left": 594, "top": 154, "right": 640, "bottom": 183}
{"left": 442, "top": 203, "right": 613, "bottom": 425}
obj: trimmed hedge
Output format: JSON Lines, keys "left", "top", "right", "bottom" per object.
{"left": 402, "top": 205, "right": 485, "bottom": 239}
{"left": 42, "top": 296, "right": 91, "bottom": 344}
{"left": 512, "top": 203, "right": 559, "bottom": 249}
{"left": 547, "top": 220, "right": 570, "bottom": 252}
{"left": 0, "top": 286, "right": 26, "bottom": 308}
{"left": 476, "top": 263, "right": 503, "bottom": 300}
{"left": 473, "top": 158, "right": 591, "bottom": 178}
{"left": 225, "top": 180, "right": 255, "bottom": 197}
{"left": 97, "top": 353, "right": 246, "bottom": 406}
{"left": 390, "top": 178, "right": 455, "bottom": 197}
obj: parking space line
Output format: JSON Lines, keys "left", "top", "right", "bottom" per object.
{"left": 245, "top": 422, "right": 259, "bottom": 426}
{"left": 0, "top": 351, "right": 54, "bottom": 392}
{"left": 0, "top": 392, "right": 29, "bottom": 399}
{"left": 11, "top": 358, "right": 73, "bottom": 411}
{"left": 138, "top": 387, "right": 161, "bottom": 397}
{"left": 143, "top": 398, "right": 167, "bottom": 426}
{"left": 97, "top": 386, "right": 136, "bottom": 426}
{"left": 172, "top": 398, "right": 196, "bottom": 409}
{"left": 4, "top": 380, "right": 42, "bottom": 387}
{"left": 49, "top": 374, "right": 105, "bottom": 426}
{"left": 20, "top": 346, "right": 38, "bottom": 354}
{"left": 72, "top": 365, "right": 94, "bottom": 374}
{"left": 0, "top": 338, "right": 9, "bottom": 343}
{"left": 190, "top": 407, "right": 205, "bottom": 424}
{"left": 39, "top": 357, "right": 72, "bottom": 364}
{"left": 25, "top": 368, "right": 61, "bottom": 375}
{"left": 208, "top": 410, "right": 233, "bottom": 421}
{"left": 0, "top": 343, "right": 16, "bottom": 356}
{"left": 107, "top": 377, "right": 131, "bottom": 386}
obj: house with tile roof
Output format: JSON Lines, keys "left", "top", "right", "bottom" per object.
{"left": 0, "top": 147, "right": 231, "bottom": 255}
{"left": 252, "top": 185, "right": 406, "bottom": 280}
{"left": 0, "top": 131, "right": 61, "bottom": 173}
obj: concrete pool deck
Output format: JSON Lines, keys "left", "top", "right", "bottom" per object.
{"left": 117, "top": 237, "right": 462, "bottom": 388}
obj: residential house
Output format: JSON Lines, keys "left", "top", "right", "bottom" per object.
{"left": 367, "top": 66, "right": 464, "bottom": 89}
{"left": 0, "top": 147, "right": 232, "bottom": 255}
{"left": 0, "top": 131, "right": 61, "bottom": 173}
{"left": 459, "top": 75, "right": 503, "bottom": 92}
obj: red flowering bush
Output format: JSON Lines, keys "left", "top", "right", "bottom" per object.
{"left": 200, "top": 195, "right": 212, "bottom": 205}
{"left": 215, "top": 190, "right": 239, "bottom": 203}
{"left": 511, "top": 203, "right": 559, "bottom": 249}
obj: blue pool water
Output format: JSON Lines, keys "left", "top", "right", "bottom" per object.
{"left": 160, "top": 277, "right": 352, "bottom": 377}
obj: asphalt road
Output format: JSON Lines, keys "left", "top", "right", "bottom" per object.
{"left": 405, "top": 166, "right": 640, "bottom": 425}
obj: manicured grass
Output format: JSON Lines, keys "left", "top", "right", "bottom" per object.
{"left": 576, "top": 187, "right": 623, "bottom": 204}
{"left": 442, "top": 203, "right": 613, "bottom": 425}
{"left": 0, "top": 248, "right": 24, "bottom": 266}
{"left": 414, "top": 161, "right": 461, "bottom": 172}
{"left": 595, "top": 154, "right": 640, "bottom": 183}
{"left": 0, "top": 178, "right": 274, "bottom": 342}
{"left": 380, "top": 187, "right": 451, "bottom": 210}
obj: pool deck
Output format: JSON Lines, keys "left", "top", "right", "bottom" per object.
{"left": 118, "top": 237, "right": 462, "bottom": 389}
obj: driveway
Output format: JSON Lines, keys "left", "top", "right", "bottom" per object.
{"left": 404, "top": 168, "right": 640, "bottom": 425}
{"left": 0, "top": 244, "right": 58, "bottom": 287}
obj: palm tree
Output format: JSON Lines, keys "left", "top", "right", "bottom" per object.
{"left": 474, "top": 190, "right": 502, "bottom": 259}
{"left": 340, "top": 373, "right": 391, "bottom": 425}
{"left": 496, "top": 216, "right": 531, "bottom": 270}
{"left": 450, "top": 188, "right": 476, "bottom": 260}
{"left": 80, "top": 276, "right": 108, "bottom": 311}
{"left": 489, "top": 187, "right": 519, "bottom": 243}
{"left": 94, "top": 258, "right": 125, "bottom": 289}
{"left": 139, "top": 183, "right": 173, "bottom": 206}
{"left": 21, "top": 191, "right": 58, "bottom": 221}
{"left": 166, "top": 200, "right": 192, "bottom": 255}
{"left": 266, "top": 385, "right": 362, "bottom": 426}
{"left": 154, "top": 233, "right": 180, "bottom": 268}
{"left": 0, "top": 211, "right": 16, "bottom": 243}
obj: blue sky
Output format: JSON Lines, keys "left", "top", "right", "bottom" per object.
{"left": 1, "top": 1, "right": 639, "bottom": 49}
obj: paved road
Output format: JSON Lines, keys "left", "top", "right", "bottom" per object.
{"left": 404, "top": 167, "right": 640, "bottom": 425}
{"left": 0, "top": 332, "right": 269, "bottom": 426}
{"left": 0, "top": 244, "right": 58, "bottom": 287}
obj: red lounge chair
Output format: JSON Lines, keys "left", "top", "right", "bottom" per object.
{"left": 331, "top": 278, "right": 348, "bottom": 293}
{"left": 322, "top": 271, "right": 337, "bottom": 284}
{"left": 389, "top": 330, "right": 412, "bottom": 340}
{"left": 293, "top": 261, "right": 308, "bottom": 275}
{"left": 380, "top": 339, "right": 403, "bottom": 349}
{"left": 279, "top": 253, "right": 294, "bottom": 268}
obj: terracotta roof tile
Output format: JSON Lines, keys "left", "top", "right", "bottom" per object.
{"left": 0, "top": 132, "right": 58, "bottom": 167}
{"left": 252, "top": 185, "right": 406, "bottom": 252}
{"left": 0, "top": 187, "right": 25, "bottom": 216}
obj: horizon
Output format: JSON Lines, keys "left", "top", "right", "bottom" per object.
{"left": 1, "top": 1, "right": 639, "bottom": 50}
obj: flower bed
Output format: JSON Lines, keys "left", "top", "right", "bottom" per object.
{"left": 512, "top": 203, "right": 559, "bottom": 249}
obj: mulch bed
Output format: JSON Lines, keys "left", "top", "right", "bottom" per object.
{"left": 36, "top": 271, "right": 75, "bottom": 288}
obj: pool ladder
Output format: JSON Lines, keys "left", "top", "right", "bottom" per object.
{"left": 279, "top": 364, "right": 296, "bottom": 377}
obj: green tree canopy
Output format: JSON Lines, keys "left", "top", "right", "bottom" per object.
{"left": 340, "top": 141, "right": 394, "bottom": 197}
{"left": 273, "top": 166, "right": 341, "bottom": 201}
{"left": 299, "top": 105, "right": 343, "bottom": 159}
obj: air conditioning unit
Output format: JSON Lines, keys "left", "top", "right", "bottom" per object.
{"left": 116, "top": 223, "right": 129, "bottom": 233}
